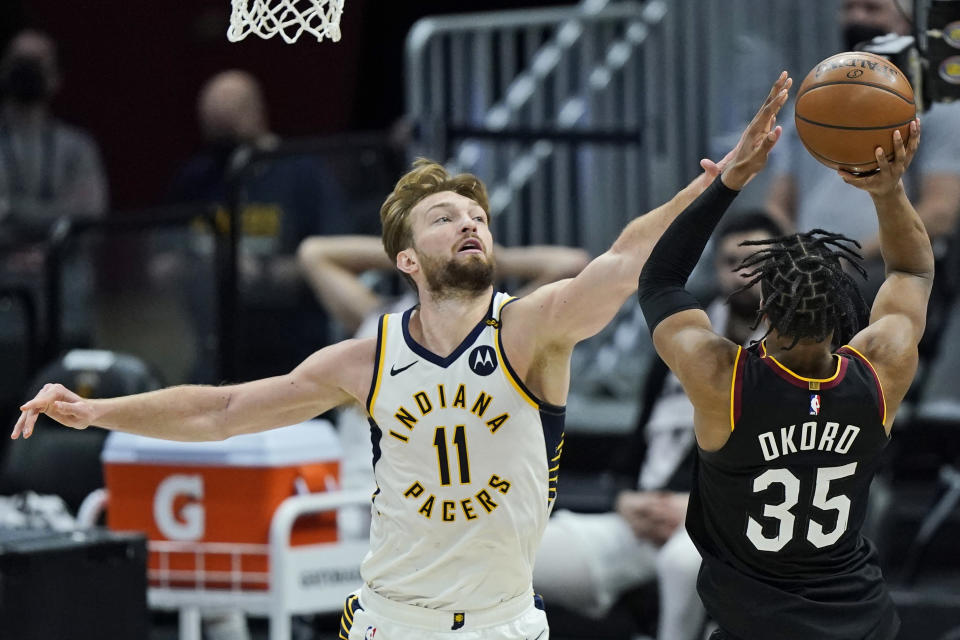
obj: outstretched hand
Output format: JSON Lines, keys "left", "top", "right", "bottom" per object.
{"left": 12, "top": 384, "right": 95, "bottom": 439}
{"left": 839, "top": 118, "right": 920, "bottom": 197}
{"left": 692, "top": 146, "right": 737, "bottom": 191}
{"left": 720, "top": 71, "right": 792, "bottom": 190}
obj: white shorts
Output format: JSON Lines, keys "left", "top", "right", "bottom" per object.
{"left": 339, "top": 586, "right": 549, "bottom": 640}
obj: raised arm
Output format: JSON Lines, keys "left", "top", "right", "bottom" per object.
{"left": 847, "top": 171, "right": 959, "bottom": 261}
{"left": 505, "top": 164, "right": 720, "bottom": 349}
{"left": 297, "top": 235, "right": 392, "bottom": 333}
{"left": 508, "top": 72, "right": 792, "bottom": 353}
{"left": 495, "top": 244, "right": 590, "bottom": 296}
{"left": 298, "top": 234, "right": 592, "bottom": 334}
{"left": 12, "top": 338, "right": 376, "bottom": 442}
{"left": 635, "top": 73, "right": 790, "bottom": 450}
{"left": 846, "top": 119, "right": 934, "bottom": 425}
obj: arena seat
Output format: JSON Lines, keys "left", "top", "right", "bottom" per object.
{"left": 0, "top": 350, "right": 162, "bottom": 514}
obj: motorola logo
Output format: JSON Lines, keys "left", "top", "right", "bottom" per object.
{"left": 468, "top": 345, "right": 498, "bottom": 376}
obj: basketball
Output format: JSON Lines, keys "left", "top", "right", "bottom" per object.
{"left": 795, "top": 51, "right": 916, "bottom": 174}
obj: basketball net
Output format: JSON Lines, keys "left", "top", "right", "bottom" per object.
{"left": 227, "top": 0, "right": 344, "bottom": 44}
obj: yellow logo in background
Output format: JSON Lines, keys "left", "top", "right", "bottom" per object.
{"left": 945, "top": 21, "right": 960, "bottom": 48}
{"left": 940, "top": 56, "right": 960, "bottom": 85}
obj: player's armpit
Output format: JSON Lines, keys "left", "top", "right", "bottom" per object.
{"left": 845, "top": 267, "right": 931, "bottom": 415}
{"left": 846, "top": 313, "right": 922, "bottom": 429}
{"left": 866, "top": 270, "right": 933, "bottom": 345}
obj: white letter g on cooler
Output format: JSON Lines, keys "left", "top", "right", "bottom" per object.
{"left": 153, "top": 474, "right": 205, "bottom": 540}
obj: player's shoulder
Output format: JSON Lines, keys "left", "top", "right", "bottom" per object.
{"left": 654, "top": 311, "right": 740, "bottom": 369}
{"left": 339, "top": 336, "right": 380, "bottom": 367}
{"left": 847, "top": 315, "right": 917, "bottom": 364}
{"left": 325, "top": 337, "right": 381, "bottom": 402}
{"left": 299, "top": 337, "right": 378, "bottom": 383}
{"left": 498, "top": 279, "right": 572, "bottom": 329}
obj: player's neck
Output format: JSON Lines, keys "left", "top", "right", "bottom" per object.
{"left": 409, "top": 287, "right": 493, "bottom": 357}
{"left": 764, "top": 332, "right": 835, "bottom": 379}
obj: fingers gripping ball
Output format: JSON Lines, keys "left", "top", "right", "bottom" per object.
{"left": 795, "top": 51, "right": 915, "bottom": 174}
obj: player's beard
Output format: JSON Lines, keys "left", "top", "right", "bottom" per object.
{"left": 419, "top": 251, "right": 496, "bottom": 300}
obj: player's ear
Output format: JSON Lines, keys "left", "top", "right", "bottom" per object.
{"left": 396, "top": 248, "right": 418, "bottom": 276}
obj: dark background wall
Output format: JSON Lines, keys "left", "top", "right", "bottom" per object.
{"left": 2, "top": 0, "right": 573, "bottom": 211}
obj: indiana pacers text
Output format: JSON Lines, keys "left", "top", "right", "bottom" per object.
{"left": 391, "top": 383, "right": 514, "bottom": 522}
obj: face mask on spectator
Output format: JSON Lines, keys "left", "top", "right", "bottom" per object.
{"left": 842, "top": 23, "right": 890, "bottom": 51}
{"left": 1, "top": 57, "right": 51, "bottom": 105}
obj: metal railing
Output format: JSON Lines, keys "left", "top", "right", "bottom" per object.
{"left": 40, "top": 205, "right": 218, "bottom": 364}
{"left": 405, "top": 0, "right": 842, "bottom": 256}
{"left": 0, "top": 132, "right": 399, "bottom": 394}
{"left": 0, "top": 204, "right": 218, "bottom": 402}
{"left": 406, "top": 0, "right": 655, "bottom": 255}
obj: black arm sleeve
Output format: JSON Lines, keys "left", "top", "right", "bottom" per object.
{"left": 637, "top": 177, "right": 740, "bottom": 333}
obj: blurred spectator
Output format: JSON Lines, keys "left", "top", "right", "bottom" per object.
{"left": 166, "top": 69, "right": 353, "bottom": 381}
{"left": 297, "top": 233, "right": 590, "bottom": 334}
{"left": 168, "top": 69, "right": 351, "bottom": 300}
{"left": 0, "top": 29, "right": 108, "bottom": 353}
{"left": 765, "top": 0, "right": 960, "bottom": 305}
{"left": 0, "top": 29, "right": 108, "bottom": 238}
{"left": 296, "top": 233, "right": 590, "bottom": 538}
{"left": 533, "top": 212, "right": 782, "bottom": 640}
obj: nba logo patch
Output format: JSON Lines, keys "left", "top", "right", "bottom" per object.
{"left": 809, "top": 394, "right": 821, "bottom": 415}
{"left": 364, "top": 626, "right": 377, "bottom": 639}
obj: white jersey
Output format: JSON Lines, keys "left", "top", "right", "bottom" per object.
{"left": 362, "top": 291, "right": 565, "bottom": 611}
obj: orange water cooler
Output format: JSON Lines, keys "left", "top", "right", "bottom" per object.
{"left": 101, "top": 420, "right": 342, "bottom": 590}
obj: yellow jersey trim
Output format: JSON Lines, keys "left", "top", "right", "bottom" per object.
{"left": 366, "top": 315, "right": 388, "bottom": 415}
{"left": 729, "top": 345, "right": 742, "bottom": 432}
{"left": 761, "top": 340, "right": 842, "bottom": 383}
{"left": 343, "top": 595, "right": 356, "bottom": 624}
{"left": 841, "top": 344, "right": 888, "bottom": 424}
{"left": 493, "top": 296, "right": 540, "bottom": 410}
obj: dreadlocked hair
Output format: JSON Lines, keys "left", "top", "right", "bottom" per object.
{"left": 731, "top": 229, "right": 869, "bottom": 349}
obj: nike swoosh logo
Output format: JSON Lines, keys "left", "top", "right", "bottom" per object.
{"left": 529, "top": 631, "right": 546, "bottom": 640}
{"left": 390, "top": 360, "right": 418, "bottom": 376}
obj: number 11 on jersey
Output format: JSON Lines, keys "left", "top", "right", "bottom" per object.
{"left": 434, "top": 425, "right": 471, "bottom": 485}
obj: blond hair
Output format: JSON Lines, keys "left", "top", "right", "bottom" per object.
{"left": 380, "top": 159, "right": 490, "bottom": 271}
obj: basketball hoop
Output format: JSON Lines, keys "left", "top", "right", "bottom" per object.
{"left": 227, "top": 0, "right": 345, "bottom": 44}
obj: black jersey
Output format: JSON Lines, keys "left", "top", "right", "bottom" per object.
{"left": 686, "top": 341, "right": 899, "bottom": 640}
